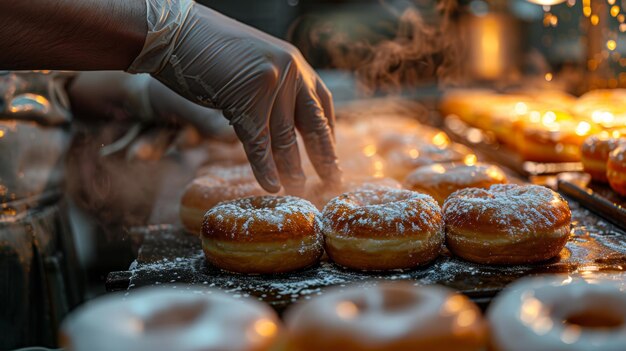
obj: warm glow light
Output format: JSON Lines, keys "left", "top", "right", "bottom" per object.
{"left": 432, "top": 132, "right": 449, "bottom": 147}
{"left": 464, "top": 154, "right": 478, "bottom": 166}
{"left": 363, "top": 144, "right": 377, "bottom": 157}
{"left": 432, "top": 164, "right": 446, "bottom": 174}
{"left": 609, "top": 0, "right": 616, "bottom": 5}
{"left": 477, "top": 16, "right": 503, "bottom": 79}
{"left": 611, "top": 5, "right": 621, "bottom": 17}
{"left": 542, "top": 111, "right": 557, "bottom": 124}
{"left": 0, "top": 130, "right": 4, "bottom": 138}
{"left": 253, "top": 319, "right": 278, "bottom": 337}
{"left": 529, "top": 111, "right": 542, "bottom": 123}
{"left": 457, "top": 309, "right": 477, "bottom": 327}
{"left": 608, "top": 40, "right": 618, "bottom": 51}
{"left": 373, "top": 160, "right": 384, "bottom": 178}
{"left": 408, "top": 149, "right": 420, "bottom": 159}
{"left": 575, "top": 121, "right": 591, "bottom": 136}
{"left": 515, "top": 102, "right": 528, "bottom": 115}
{"left": 591, "top": 14, "right": 599, "bottom": 25}
{"left": 561, "top": 326, "right": 581, "bottom": 344}
{"left": 545, "top": 72, "right": 553, "bottom": 81}
{"left": 520, "top": 297, "right": 543, "bottom": 324}
{"left": 336, "top": 301, "right": 359, "bottom": 319}
{"left": 526, "top": 0, "right": 566, "bottom": 5}
{"left": 442, "top": 295, "right": 466, "bottom": 315}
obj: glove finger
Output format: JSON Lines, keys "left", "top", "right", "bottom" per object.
{"left": 233, "top": 122, "right": 282, "bottom": 193}
{"left": 295, "top": 87, "right": 342, "bottom": 187}
{"left": 316, "top": 79, "right": 336, "bottom": 136}
{"left": 270, "top": 84, "right": 306, "bottom": 196}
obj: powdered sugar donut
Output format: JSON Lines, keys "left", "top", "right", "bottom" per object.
{"left": 322, "top": 188, "right": 444, "bottom": 271}
{"left": 202, "top": 195, "right": 323, "bottom": 274}
{"left": 403, "top": 162, "right": 508, "bottom": 205}
{"left": 488, "top": 276, "right": 626, "bottom": 351}
{"left": 60, "top": 286, "right": 282, "bottom": 351}
{"left": 285, "top": 283, "right": 487, "bottom": 351}
{"left": 180, "top": 164, "right": 266, "bottom": 235}
{"left": 443, "top": 184, "right": 571, "bottom": 265}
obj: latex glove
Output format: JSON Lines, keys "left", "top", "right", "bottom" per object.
{"left": 127, "top": 0, "right": 340, "bottom": 194}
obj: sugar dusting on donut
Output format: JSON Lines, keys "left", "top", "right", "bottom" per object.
{"left": 322, "top": 188, "right": 442, "bottom": 236}
{"left": 205, "top": 196, "right": 322, "bottom": 241}
{"left": 443, "top": 184, "right": 570, "bottom": 234}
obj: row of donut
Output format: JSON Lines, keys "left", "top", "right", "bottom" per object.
{"left": 582, "top": 132, "right": 626, "bottom": 195}
{"left": 61, "top": 276, "right": 626, "bottom": 351}
{"left": 197, "top": 181, "right": 571, "bottom": 274}
{"left": 440, "top": 89, "right": 626, "bottom": 163}
{"left": 180, "top": 158, "right": 505, "bottom": 235}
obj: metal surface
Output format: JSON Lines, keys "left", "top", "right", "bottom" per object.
{"left": 107, "top": 200, "right": 626, "bottom": 313}
{"left": 558, "top": 172, "right": 626, "bottom": 231}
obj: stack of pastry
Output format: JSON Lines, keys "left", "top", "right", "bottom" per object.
{"left": 440, "top": 89, "right": 608, "bottom": 163}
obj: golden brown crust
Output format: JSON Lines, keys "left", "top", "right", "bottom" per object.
{"left": 582, "top": 135, "right": 625, "bottom": 183}
{"left": 443, "top": 184, "right": 571, "bottom": 264}
{"left": 608, "top": 145, "right": 626, "bottom": 196}
{"left": 202, "top": 237, "right": 322, "bottom": 274}
{"left": 403, "top": 163, "right": 508, "bottom": 205}
{"left": 324, "top": 233, "right": 442, "bottom": 270}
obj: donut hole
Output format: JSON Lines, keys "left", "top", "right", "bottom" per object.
{"left": 144, "top": 301, "right": 208, "bottom": 332}
{"left": 564, "top": 310, "right": 624, "bottom": 329}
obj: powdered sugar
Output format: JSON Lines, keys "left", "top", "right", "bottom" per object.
{"left": 204, "top": 195, "right": 321, "bottom": 238}
{"left": 443, "top": 184, "right": 570, "bottom": 234}
{"left": 322, "top": 188, "right": 443, "bottom": 236}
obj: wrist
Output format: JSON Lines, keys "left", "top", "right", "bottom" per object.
{"left": 126, "top": 0, "right": 195, "bottom": 73}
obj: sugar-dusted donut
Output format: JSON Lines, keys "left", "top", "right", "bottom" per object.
{"left": 322, "top": 188, "right": 444, "bottom": 271}
{"left": 285, "top": 283, "right": 487, "bottom": 351}
{"left": 443, "top": 184, "right": 571, "bottom": 264}
{"left": 61, "top": 286, "right": 282, "bottom": 351}
{"left": 488, "top": 276, "right": 626, "bottom": 351}
{"left": 202, "top": 195, "right": 323, "bottom": 274}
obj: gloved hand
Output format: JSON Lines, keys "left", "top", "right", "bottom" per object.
{"left": 126, "top": 0, "right": 341, "bottom": 194}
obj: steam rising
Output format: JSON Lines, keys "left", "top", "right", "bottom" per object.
{"left": 301, "top": 0, "right": 466, "bottom": 94}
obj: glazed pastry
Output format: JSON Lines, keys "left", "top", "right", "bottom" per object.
{"left": 180, "top": 164, "right": 266, "bottom": 234}
{"left": 60, "top": 286, "right": 282, "bottom": 351}
{"left": 607, "top": 144, "right": 626, "bottom": 196}
{"left": 443, "top": 184, "right": 571, "bottom": 264}
{"left": 285, "top": 283, "right": 487, "bottom": 351}
{"left": 581, "top": 134, "right": 625, "bottom": 183}
{"left": 322, "top": 188, "right": 444, "bottom": 271}
{"left": 488, "top": 276, "right": 626, "bottom": 351}
{"left": 403, "top": 162, "right": 508, "bottom": 205}
{"left": 202, "top": 196, "right": 323, "bottom": 274}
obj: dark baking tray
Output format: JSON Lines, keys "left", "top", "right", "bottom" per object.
{"left": 557, "top": 172, "right": 626, "bottom": 231}
{"left": 107, "top": 200, "right": 626, "bottom": 312}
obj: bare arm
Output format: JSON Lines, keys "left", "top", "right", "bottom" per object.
{"left": 0, "top": 0, "right": 147, "bottom": 70}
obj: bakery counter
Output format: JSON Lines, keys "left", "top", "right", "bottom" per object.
{"left": 106, "top": 199, "right": 626, "bottom": 312}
